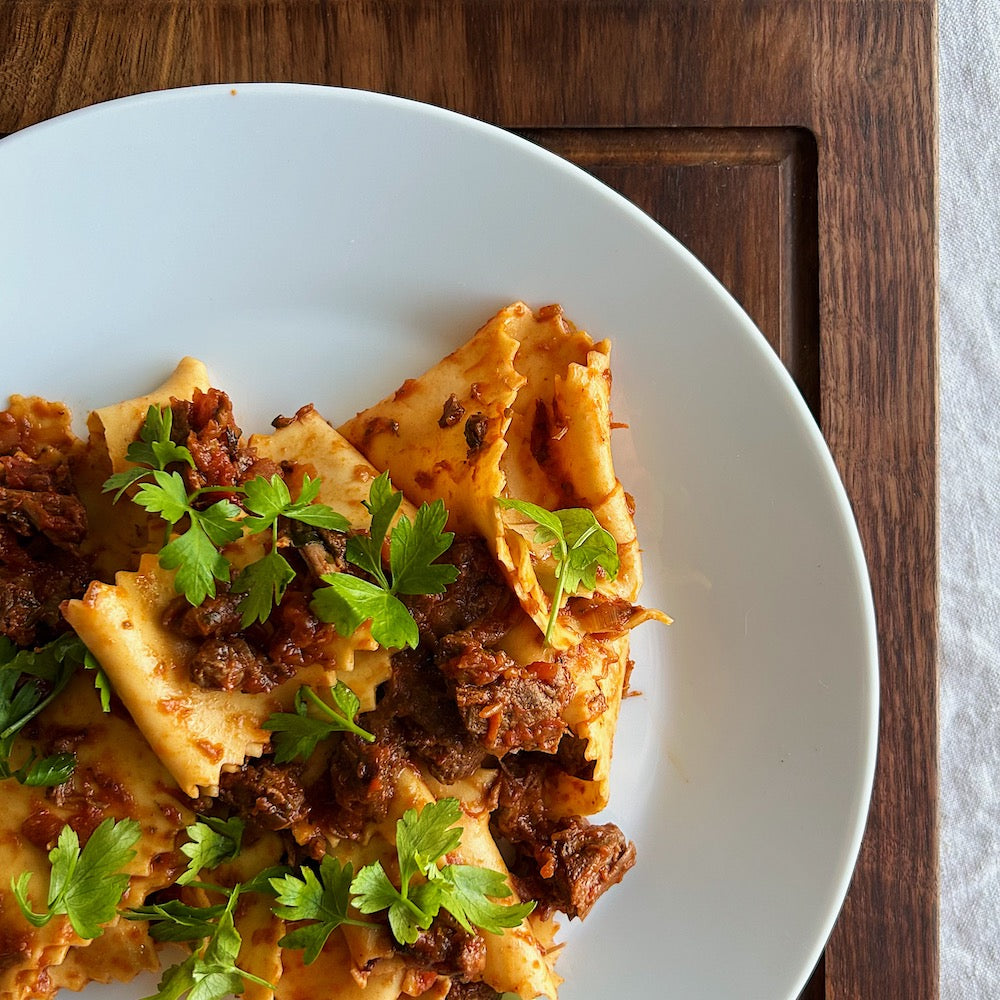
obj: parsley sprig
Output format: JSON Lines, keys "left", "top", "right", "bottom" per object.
{"left": 351, "top": 797, "right": 534, "bottom": 946}
{"left": 269, "top": 855, "right": 368, "bottom": 963}
{"left": 230, "top": 473, "right": 349, "bottom": 627}
{"left": 133, "top": 472, "right": 245, "bottom": 607}
{"left": 11, "top": 816, "right": 141, "bottom": 938}
{"left": 270, "top": 798, "right": 532, "bottom": 960}
{"left": 177, "top": 816, "right": 246, "bottom": 886}
{"left": 127, "top": 898, "right": 230, "bottom": 944}
{"left": 139, "top": 887, "right": 275, "bottom": 1000}
{"left": 104, "top": 404, "right": 196, "bottom": 498}
{"left": 310, "top": 472, "right": 458, "bottom": 649}
{"left": 0, "top": 633, "right": 106, "bottom": 786}
{"left": 496, "top": 497, "right": 620, "bottom": 644}
{"left": 104, "top": 405, "right": 349, "bottom": 624}
{"left": 127, "top": 817, "right": 287, "bottom": 941}
{"left": 263, "top": 681, "right": 375, "bottom": 763}
{"left": 126, "top": 819, "right": 289, "bottom": 1000}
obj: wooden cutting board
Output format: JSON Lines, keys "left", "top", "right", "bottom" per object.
{"left": 0, "top": 2, "right": 938, "bottom": 998}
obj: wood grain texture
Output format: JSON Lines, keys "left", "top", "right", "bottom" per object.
{"left": 812, "top": 6, "right": 938, "bottom": 999}
{"left": 518, "top": 127, "right": 821, "bottom": 416}
{"left": 0, "top": 3, "right": 937, "bottom": 999}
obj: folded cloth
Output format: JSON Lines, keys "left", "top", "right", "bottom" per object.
{"left": 939, "top": 2, "right": 1000, "bottom": 997}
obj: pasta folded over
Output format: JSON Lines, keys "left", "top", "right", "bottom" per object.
{"left": 1, "top": 302, "right": 667, "bottom": 1000}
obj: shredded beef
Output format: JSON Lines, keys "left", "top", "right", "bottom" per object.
{"left": 383, "top": 535, "right": 573, "bottom": 770}
{"left": 165, "top": 592, "right": 243, "bottom": 639}
{"left": 217, "top": 760, "right": 309, "bottom": 831}
{"left": 492, "top": 765, "right": 636, "bottom": 919}
{"left": 406, "top": 913, "right": 487, "bottom": 982}
{"left": 263, "top": 587, "right": 344, "bottom": 673}
{"left": 323, "top": 715, "right": 407, "bottom": 840}
{"left": 0, "top": 524, "right": 92, "bottom": 646}
{"left": 380, "top": 648, "right": 487, "bottom": 782}
{"left": 0, "top": 454, "right": 87, "bottom": 547}
{"left": 170, "top": 388, "right": 277, "bottom": 496}
{"left": 436, "top": 637, "right": 572, "bottom": 756}
{"left": 402, "top": 535, "right": 514, "bottom": 643}
{"left": 165, "top": 583, "right": 335, "bottom": 693}
{"left": 444, "top": 983, "right": 502, "bottom": 1000}
{"left": 23, "top": 758, "right": 137, "bottom": 851}
{"left": 188, "top": 636, "right": 293, "bottom": 693}
{"left": 0, "top": 447, "right": 92, "bottom": 646}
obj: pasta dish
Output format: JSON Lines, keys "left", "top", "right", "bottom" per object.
{"left": 0, "top": 302, "right": 668, "bottom": 1000}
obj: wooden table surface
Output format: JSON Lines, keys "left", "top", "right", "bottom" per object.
{"left": 0, "top": 3, "right": 938, "bottom": 998}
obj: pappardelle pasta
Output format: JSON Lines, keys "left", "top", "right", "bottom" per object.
{"left": 0, "top": 302, "right": 668, "bottom": 1000}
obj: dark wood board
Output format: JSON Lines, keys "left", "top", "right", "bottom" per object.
{"left": 0, "top": 3, "right": 938, "bottom": 998}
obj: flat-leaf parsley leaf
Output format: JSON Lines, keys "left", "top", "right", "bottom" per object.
{"left": 496, "top": 497, "right": 620, "bottom": 643}
{"left": 11, "top": 816, "right": 141, "bottom": 939}
{"left": 262, "top": 682, "right": 374, "bottom": 763}
{"left": 0, "top": 633, "right": 102, "bottom": 786}
{"left": 270, "top": 856, "right": 368, "bottom": 964}
{"left": 140, "top": 887, "right": 274, "bottom": 1000}
{"left": 350, "top": 797, "right": 533, "bottom": 945}
{"left": 310, "top": 473, "right": 458, "bottom": 649}
{"left": 231, "top": 474, "right": 349, "bottom": 628}
{"left": 177, "top": 816, "right": 246, "bottom": 886}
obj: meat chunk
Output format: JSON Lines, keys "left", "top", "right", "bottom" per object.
{"left": 380, "top": 648, "right": 487, "bottom": 783}
{"left": 402, "top": 535, "right": 514, "bottom": 643}
{"left": 0, "top": 527, "right": 91, "bottom": 646}
{"left": 166, "top": 585, "right": 332, "bottom": 693}
{"left": 384, "top": 535, "right": 572, "bottom": 771}
{"left": 324, "top": 717, "right": 407, "bottom": 840}
{"left": 217, "top": 760, "right": 309, "bottom": 831}
{"left": 437, "top": 638, "right": 573, "bottom": 757}
{"left": 0, "top": 451, "right": 85, "bottom": 534}
{"left": 263, "top": 587, "right": 346, "bottom": 675}
{"left": 165, "top": 592, "right": 243, "bottom": 639}
{"left": 492, "top": 765, "right": 635, "bottom": 919}
{"left": 0, "top": 444, "right": 92, "bottom": 646}
{"left": 170, "top": 387, "right": 277, "bottom": 495}
{"left": 187, "top": 636, "right": 293, "bottom": 694}
{"left": 405, "top": 913, "right": 487, "bottom": 981}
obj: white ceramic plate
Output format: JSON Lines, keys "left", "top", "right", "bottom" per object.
{"left": 0, "top": 85, "right": 877, "bottom": 1000}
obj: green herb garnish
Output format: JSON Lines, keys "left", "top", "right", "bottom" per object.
{"left": 263, "top": 681, "right": 375, "bottom": 763}
{"left": 0, "top": 633, "right": 101, "bottom": 785}
{"left": 350, "top": 797, "right": 534, "bottom": 946}
{"left": 496, "top": 497, "right": 620, "bottom": 643}
{"left": 11, "top": 816, "right": 141, "bottom": 938}
{"left": 103, "top": 404, "right": 195, "bottom": 499}
{"left": 310, "top": 472, "right": 458, "bottom": 649}
{"left": 177, "top": 816, "right": 246, "bottom": 886}
{"left": 270, "top": 856, "right": 368, "bottom": 964}
{"left": 103, "top": 405, "right": 348, "bottom": 624}
{"left": 137, "top": 887, "right": 274, "bottom": 1000}
{"left": 230, "top": 474, "right": 349, "bottom": 627}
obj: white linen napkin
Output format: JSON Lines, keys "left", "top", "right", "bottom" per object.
{"left": 939, "top": 3, "right": 1000, "bottom": 996}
